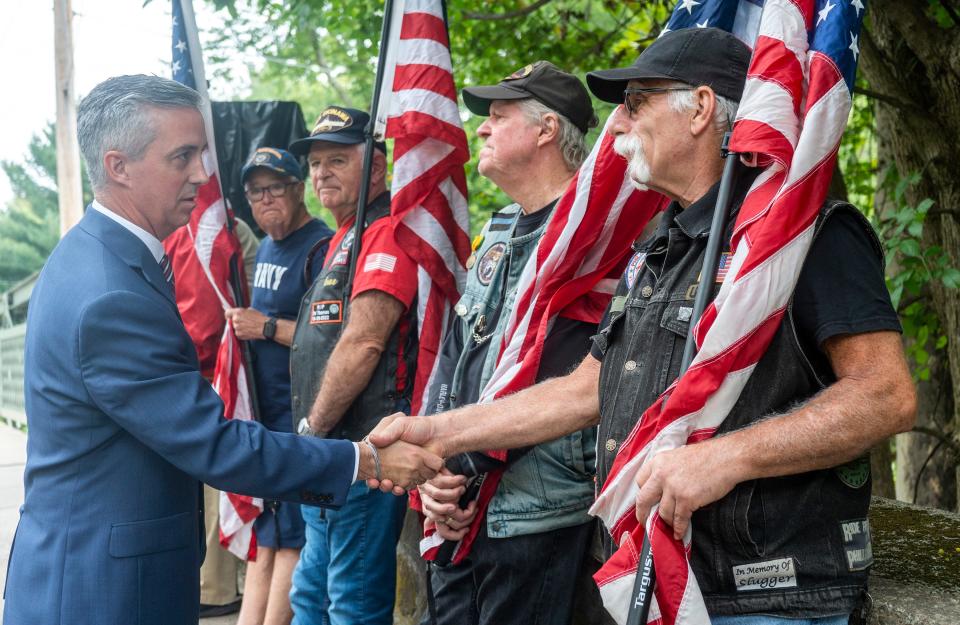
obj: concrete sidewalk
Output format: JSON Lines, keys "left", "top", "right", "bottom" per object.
{"left": 0, "top": 424, "right": 238, "bottom": 624}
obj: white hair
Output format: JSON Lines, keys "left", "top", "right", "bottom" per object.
{"left": 665, "top": 82, "right": 739, "bottom": 134}
{"left": 515, "top": 98, "right": 589, "bottom": 171}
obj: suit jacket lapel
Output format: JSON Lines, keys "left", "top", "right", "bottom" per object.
{"left": 78, "top": 208, "right": 177, "bottom": 305}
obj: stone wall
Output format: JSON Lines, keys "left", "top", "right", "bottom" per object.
{"left": 395, "top": 498, "right": 960, "bottom": 625}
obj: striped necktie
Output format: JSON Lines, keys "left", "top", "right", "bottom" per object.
{"left": 159, "top": 254, "right": 175, "bottom": 287}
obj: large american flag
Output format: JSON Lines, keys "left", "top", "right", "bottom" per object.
{"left": 170, "top": 0, "right": 262, "bottom": 561}
{"left": 374, "top": 0, "right": 471, "bottom": 419}
{"left": 590, "top": 1, "right": 867, "bottom": 624}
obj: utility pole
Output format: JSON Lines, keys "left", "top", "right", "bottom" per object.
{"left": 54, "top": 0, "right": 83, "bottom": 236}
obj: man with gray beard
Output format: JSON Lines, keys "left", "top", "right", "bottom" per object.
{"left": 370, "top": 28, "right": 915, "bottom": 625}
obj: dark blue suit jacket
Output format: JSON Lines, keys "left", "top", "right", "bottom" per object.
{"left": 3, "top": 208, "right": 356, "bottom": 625}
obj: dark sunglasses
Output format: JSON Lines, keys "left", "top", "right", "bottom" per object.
{"left": 623, "top": 87, "right": 693, "bottom": 115}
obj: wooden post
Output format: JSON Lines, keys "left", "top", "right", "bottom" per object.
{"left": 54, "top": 0, "right": 83, "bottom": 236}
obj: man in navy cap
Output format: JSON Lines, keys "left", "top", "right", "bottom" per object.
{"left": 370, "top": 28, "right": 915, "bottom": 625}
{"left": 286, "top": 108, "right": 420, "bottom": 625}
{"left": 224, "top": 146, "right": 335, "bottom": 625}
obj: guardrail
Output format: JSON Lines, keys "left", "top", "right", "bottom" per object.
{"left": 0, "top": 323, "right": 27, "bottom": 431}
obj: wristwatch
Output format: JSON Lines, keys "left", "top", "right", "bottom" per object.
{"left": 297, "top": 417, "right": 322, "bottom": 437}
{"left": 262, "top": 316, "right": 277, "bottom": 341}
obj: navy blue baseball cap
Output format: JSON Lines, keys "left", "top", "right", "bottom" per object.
{"left": 288, "top": 106, "right": 387, "bottom": 156}
{"left": 240, "top": 147, "right": 303, "bottom": 184}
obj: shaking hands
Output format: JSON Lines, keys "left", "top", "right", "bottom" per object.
{"left": 361, "top": 413, "right": 446, "bottom": 495}
{"left": 355, "top": 413, "right": 445, "bottom": 493}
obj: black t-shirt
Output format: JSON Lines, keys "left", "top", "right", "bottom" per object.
{"left": 429, "top": 201, "right": 596, "bottom": 412}
{"left": 590, "top": 203, "right": 901, "bottom": 364}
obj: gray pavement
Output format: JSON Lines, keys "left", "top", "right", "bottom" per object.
{"left": 0, "top": 424, "right": 238, "bottom": 624}
{"left": 0, "top": 424, "right": 26, "bottom": 618}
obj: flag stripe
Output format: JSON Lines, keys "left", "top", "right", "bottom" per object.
{"left": 592, "top": 1, "right": 866, "bottom": 622}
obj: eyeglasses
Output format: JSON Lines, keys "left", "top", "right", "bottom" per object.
{"left": 245, "top": 181, "right": 297, "bottom": 202}
{"left": 623, "top": 87, "right": 693, "bottom": 115}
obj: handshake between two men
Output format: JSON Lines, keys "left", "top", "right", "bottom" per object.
{"left": 355, "top": 415, "right": 444, "bottom": 491}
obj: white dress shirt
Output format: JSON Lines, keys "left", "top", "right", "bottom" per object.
{"left": 90, "top": 200, "right": 166, "bottom": 264}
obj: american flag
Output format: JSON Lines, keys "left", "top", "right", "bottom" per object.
{"left": 418, "top": 110, "right": 668, "bottom": 563}
{"left": 590, "top": 1, "right": 866, "bottom": 624}
{"left": 170, "top": 0, "right": 261, "bottom": 561}
{"left": 374, "top": 0, "right": 471, "bottom": 419}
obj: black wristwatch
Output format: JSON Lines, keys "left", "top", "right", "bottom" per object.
{"left": 262, "top": 316, "right": 277, "bottom": 341}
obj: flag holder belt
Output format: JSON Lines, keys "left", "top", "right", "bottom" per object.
{"left": 626, "top": 131, "right": 739, "bottom": 625}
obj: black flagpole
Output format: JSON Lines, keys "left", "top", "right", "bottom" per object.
{"left": 625, "top": 132, "right": 739, "bottom": 625}
{"left": 341, "top": 0, "right": 395, "bottom": 319}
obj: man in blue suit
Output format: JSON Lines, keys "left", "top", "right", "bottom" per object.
{"left": 2, "top": 75, "right": 443, "bottom": 625}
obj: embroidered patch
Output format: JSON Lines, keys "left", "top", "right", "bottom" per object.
{"left": 323, "top": 277, "right": 338, "bottom": 287}
{"left": 677, "top": 306, "right": 693, "bottom": 322}
{"left": 504, "top": 63, "right": 535, "bottom": 81}
{"left": 625, "top": 252, "right": 647, "bottom": 289}
{"left": 330, "top": 250, "right": 349, "bottom": 267}
{"left": 840, "top": 518, "right": 873, "bottom": 571}
{"left": 610, "top": 295, "right": 627, "bottom": 315}
{"left": 732, "top": 557, "right": 797, "bottom": 592}
{"left": 309, "top": 300, "right": 342, "bottom": 324}
{"left": 363, "top": 252, "right": 397, "bottom": 273}
{"left": 339, "top": 229, "right": 356, "bottom": 252}
{"left": 716, "top": 251, "right": 732, "bottom": 282}
{"left": 476, "top": 242, "right": 506, "bottom": 286}
{"left": 312, "top": 107, "right": 353, "bottom": 134}
{"left": 487, "top": 212, "right": 514, "bottom": 232}
{"left": 835, "top": 455, "right": 870, "bottom": 489}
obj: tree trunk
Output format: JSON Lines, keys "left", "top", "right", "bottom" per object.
{"left": 861, "top": 1, "right": 960, "bottom": 511}
{"left": 895, "top": 351, "right": 957, "bottom": 509}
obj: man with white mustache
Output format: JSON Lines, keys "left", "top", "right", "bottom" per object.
{"left": 371, "top": 27, "right": 915, "bottom": 625}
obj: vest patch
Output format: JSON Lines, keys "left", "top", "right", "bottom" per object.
{"left": 835, "top": 455, "right": 870, "bottom": 488}
{"left": 732, "top": 557, "right": 797, "bottom": 592}
{"left": 716, "top": 251, "right": 732, "bottom": 282}
{"left": 309, "top": 300, "right": 343, "bottom": 324}
{"left": 625, "top": 252, "right": 646, "bottom": 289}
{"left": 476, "top": 242, "right": 506, "bottom": 286}
{"left": 840, "top": 518, "right": 873, "bottom": 571}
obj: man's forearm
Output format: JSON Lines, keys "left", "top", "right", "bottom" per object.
{"left": 431, "top": 355, "right": 602, "bottom": 457}
{"left": 274, "top": 319, "right": 295, "bottom": 347}
{"left": 308, "top": 336, "right": 385, "bottom": 433}
{"left": 721, "top": 371, "right": 915, "bottom": 483}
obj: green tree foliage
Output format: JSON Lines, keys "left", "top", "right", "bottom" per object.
{"left": 0, "top": 124, "right": 94, "bottom": 292}
{"left": 204, "top": 0, "right": 673, "bottom": 229}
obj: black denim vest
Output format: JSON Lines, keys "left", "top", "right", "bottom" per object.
{"left": 289, "top": 193, "right": 418, "bottom": 440}
{"left": 595, "top": 190, "right": 879, "bottom": 617}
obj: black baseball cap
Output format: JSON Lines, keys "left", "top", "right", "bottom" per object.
{"left": 587, "top": 28, "right": 751, "bottom": 104}
{"left": 462, "top": 61, "right": 598, "bottom": 134}
{"left": 288, "top": 106, "right": 387, "bottom": 156}
{"left": 240, "top": 147, "right": 303, "bottom": 185}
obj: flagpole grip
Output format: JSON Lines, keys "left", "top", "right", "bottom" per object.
{"left": 342, "top": 0, "right": 396, "bottom": 320}
{"left": 626, "top": 132, "right": 738, "bottom": 624}
{"left": 679, "top": 132, "right": 738, "bottom": 373}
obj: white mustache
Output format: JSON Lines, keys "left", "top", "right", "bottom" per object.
{"left": 614, "top": 133, "right": 651, "bottom": 191}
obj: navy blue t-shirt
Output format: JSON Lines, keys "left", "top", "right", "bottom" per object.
{"left": 250, "top": 218, "right": 334, "bottom": 431}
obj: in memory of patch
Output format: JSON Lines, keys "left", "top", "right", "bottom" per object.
{"left": 732, "top": 557, "right": 797, "bottom": 592}
{"left": 363, "top": 252, "right": 397, "bottom": 273}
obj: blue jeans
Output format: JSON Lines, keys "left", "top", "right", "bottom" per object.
{"left": 290, "top": 481, "right": 407, "bottom": 625}
{"left": 711, "top": 616, "right": 849, "bottom": 625}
